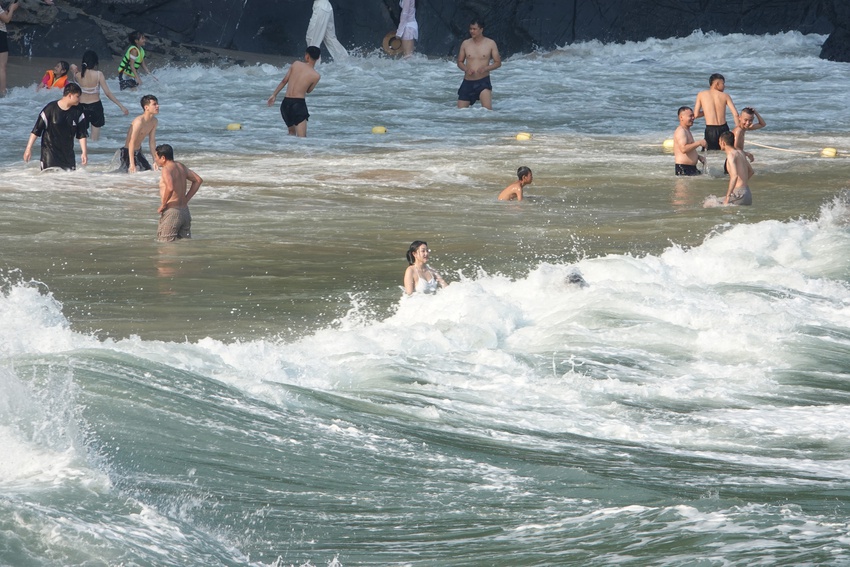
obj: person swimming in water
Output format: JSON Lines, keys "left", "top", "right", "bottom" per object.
{"left": 403, "top": 240, "right": 447, "bottom": 295}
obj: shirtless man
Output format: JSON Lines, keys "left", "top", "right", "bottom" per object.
{"left": 154, "top": 143, "right": 203, "bottom": 241}
{"left": 120, "top": 94, "right": 158, "bottom": 172}
{"left": 732, "top": 107, "right": 766, "bottom": 162}
{"left": 694, "top": 73, "right": 739, "bottom": 150}
{"left": 267, "top": 46, "right": 321, "bottom": 137}
{"left": 719, "top": 131, "right": 753, "bottom": 205}
{"left": 498, "top": 166, "right": 533, "bottom": 201}
{"left": 456, "top": 19, "right": 501, "bottom": 110}
{"left": 674, "top": 106, "right": 706, "bottom": 176}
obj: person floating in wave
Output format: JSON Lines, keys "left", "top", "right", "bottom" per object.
{"left": 498, "top": 166, "right": 533, "bottom": 201}
{"left": 155, "top": 143, "right": 203, "bottom": 242}
{"left": 119, "top": 94, "right": 159, "bottom": 173}
{"left": 694, "top": 73, "right": 739, "bottom": 151}
{"left": 23, "top": 82, "right": 88, "bottom": 170}
{"left": 724, "top": 107, "right": 766, "bottom": 172}
{"left": 267, "top": 46, "right": 321, "bottom": 138}
{"left": 36, "top": 60, "right": 69, "bottom": 91}
{"left": 118, "top": 31, "right": 155, "bottom": 91}
{"left": 674, "top": 106, "right": 706, "bottom": 176}
{"left": 403, "top": 240, "right": 447, "bottom": 295}
{"left": 719, "top": 130, "right": 753, "bottom": 205}
{"left": 456, "top": 18, "right": 501, "bottom": 110}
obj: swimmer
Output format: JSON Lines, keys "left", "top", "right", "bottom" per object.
{"left": 498, "top": 166, "right": 533, "bottom": 201}
{"left": 155, "top": 143, "right": 203, "bottom": 241}
{"left": 719, "top": 130, "right": 753, "bottom": 205}
{"left": 674, "top": 106, "right": 706, "bottom": 176}
{"left": 23, "top": 82, "right": 88, "bottom": 170}
{"left": 694, "top": 73, "right": 739, "bottom": 150}
{"left": 36, "top": 60, "right": 69, "bottom": 91}
{"left": 117, "top": 31, "right": 155, "bottom": 90}
{"left": 267, "top": 46, "right": 321, "bottom": 137}
{"left": 456, "top": 18, "right": 501, "bottom": 110}
{"left": 732, "top": 107, "right": 766, "bottom": 162}
{"left": 72, "top": 50, "right": 129, "bottom": 141}
{"left": 403, "top": 240, "right": 447, "bottom": 295}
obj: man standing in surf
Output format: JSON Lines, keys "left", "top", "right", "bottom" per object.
{"left": 456, "top": 18, "right": 501, "bottom": 110}
{"left": 267, "top": 46, "right": 321, "bottom": 137}
{"left": 673, "top": 106, "right": 706, "bottom": 176}
{"left": 719, "top": 131, "right": 753, "bottom": 205}
{"left": 694, "top": 73, "right": 739, "bottom": 150}
{"left": 155, "top": 143, "right": 203, "bottom": 241}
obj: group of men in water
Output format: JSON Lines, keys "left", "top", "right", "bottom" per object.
{"left": 674, "top": 73, "right": 767, "bottom": 205}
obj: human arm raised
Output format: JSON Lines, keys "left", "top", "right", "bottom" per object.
{"left": 0, "top": 2, "right": 19, "bottom": 24}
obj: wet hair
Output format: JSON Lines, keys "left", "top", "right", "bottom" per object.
{"left": 129, "top": 31, "right": 145, "bottom": 45}
{"left": 155, "top": 144, "right": 174, "bottom": 161}
{"left": 306, "top": 45, "right": 321, "bottom": 61}
{"left": 677, "top": 105, "right": 692, "bottom": 117}
{"left": 406, "top": 240, "right": 428, "bottom": 265}
{"left": 517, "top": 166, "right": 532, "bottom": 180}
{"left": 57, "top": 60, "right": 70, "bottom": 76}
{"left": 741, "top": 107, "right": 755, "bottom": 116}
{"left": 140, "top": 94, "right": 158, "bottom": 109}
{"left": 80, "top": 50, "right": 98, "bottom": 78}
{"left": 469, "top": 18, "right": 484, "bottom": 29}
{"left": 709, "top": 73, "right": 725, "bottom": 86}
{"left": 63, "top": 82, "right": 82, "bottom": 96}
{"left": 719, "top": 131, "right": 735, "bottom": 146}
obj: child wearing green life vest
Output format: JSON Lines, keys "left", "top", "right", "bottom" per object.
{"left": 118, "top": 31, "right": 155, "bottom": 91}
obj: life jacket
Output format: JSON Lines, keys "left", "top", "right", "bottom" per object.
{"left": 42, "top": 69, "right": 68, "bottom": 89}
{"left": 118, "top": 45, "right": 145, "bottom": 77}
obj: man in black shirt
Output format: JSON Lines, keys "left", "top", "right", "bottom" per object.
{"left": 24, "top": 82, "right": 88, "bottom": 170}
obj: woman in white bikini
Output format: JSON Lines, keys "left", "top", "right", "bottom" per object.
{"left": 72, "top": 50, "right": 128, "bottom": 141}
{"left": 404, "top": 240, "right": 447, "bottom": 295}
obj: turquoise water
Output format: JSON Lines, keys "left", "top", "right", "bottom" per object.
{"left": 2, "top": 31, "right": 850, "bottom": 566}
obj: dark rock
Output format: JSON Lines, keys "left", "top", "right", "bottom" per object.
{"left": 3, "top": 0, "right": 845, "bottom": 64}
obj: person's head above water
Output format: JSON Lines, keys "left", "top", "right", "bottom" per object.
{"left": 517, "top": 166, "right": 532, "bottom": 180}
{"left": 306, "top": 45, "right": 321, "bottom": 62}
{"left": 406, "top": 241, "right": 428, "bottom": 265}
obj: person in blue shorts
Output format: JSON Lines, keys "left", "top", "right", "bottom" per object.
{"left": 456, "top": 19, "right": 501, "bottom": 110}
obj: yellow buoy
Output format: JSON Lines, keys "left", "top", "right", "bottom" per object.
{"left": 226, "top": 123, "right": 242, "bottom": 131}
{"left": 662, "top": 138, "right": 675, "bottom": 150}
{"left": 372, "top": 126, "right": 387, "bottom": 134}
{"left": 515, "top": 132, "right": 532, "bottom": 141}
{"left": 821, "top": 147, "right": 838, "bottom": 158}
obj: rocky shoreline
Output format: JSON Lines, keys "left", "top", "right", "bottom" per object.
{"left": 3, "top": 0, "right": 850, "bottom": 64}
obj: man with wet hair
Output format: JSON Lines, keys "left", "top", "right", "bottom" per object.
{"left": 23, "top": 82, "right": 88, "bottom": 170}
{"left": 155, "top": 143, "right": 203, "bottom": 241}
{"left": 267, "top": 46, "right": 321, "bottom": 137}
{"left": 694, "top": 73, "right": 739, "bottom": 150}
{"left": 673, "top": 106, "right": 706, "bottom": 176}
{"left": 719, "top": 130, "right": 753, "bottom": 205}
{"left": 120, "top": 94, "right": 159, "bottom": 172}
{"left": 457, "top": 18, "right": 501, "bottom": 110}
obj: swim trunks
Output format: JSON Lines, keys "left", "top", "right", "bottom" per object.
{"left": 727, "top": 186, "right": 752, "bottom": 206}
{"left": 118, "top": 73, "right": 138, "bottom": 91}
{"left": 457, "top": 76, "right": 492, "bottom": 105}
{"left": 280, "top": 97, "right": 309, "bottom": 127}
{"left": 80, "top": 100, "right": 105, "bottom": 128}
{"left": 119, "top": 147, "right": 152, "bottom": 172}
{"left": 157, "top": 206, "right": 192, "bottom": 241}
{"left": 704, "top": 123, "right": 730, "bottom": 151}
{"left": 675, "top": 164, "right": 701, "bottom": 176}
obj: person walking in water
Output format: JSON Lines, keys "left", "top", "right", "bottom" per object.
{"left": 719, "top": 131, "right": 753, "bottom": 205}
{"left": 396, "top": 0, "right": 418, "bottom": 58}
{"left": 154, "top": 143, "right": 203, "bottom": 242}
{"left": 305, "top": 0, "right": 348, "bottom": 62}
{"left": 403, "top": 240, "right": 447, "bottom": 295}
{"left": 118, "top": 31, "right": 155, "bottom": 90}
{"left": 694, "top": 73, "right": 739, "bottom": 150}
{"left": 23, "top": 82, "right": 88, "bottom": 170}
{"left": 120, "top": 94, "right": 159, "bottom": 172}
{"left": 72, "top": 50, "right": 129, "bottom": 141}
{"left": 267, "top": 46, "right": 321, "bottom": 137}
{"left": 456, "top": 19, "right": 501, "bottom": 110}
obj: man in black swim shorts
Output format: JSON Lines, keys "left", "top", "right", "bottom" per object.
{"left": 456, "top": 19, "right": 501, "bottom": 110}
{"left": 694, "top": 73, "right": 739, "bottom": 150}
{"left": 673, "top": 106, "right": 706, "bottom": 176}
{"left": 267, "top": 46, "right": 321, "bottom": 137}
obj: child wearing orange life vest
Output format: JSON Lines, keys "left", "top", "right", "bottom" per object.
{"left": 36, "top": 60, "right": 69, "bottom": 91}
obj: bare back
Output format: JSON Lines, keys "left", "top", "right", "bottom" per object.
{"left": 75, "top": 69, "right": 102, "bottom": 104}
{"left": 159, "top": 160, "right": 201, "bottom": 209}
{"left": 695, "top": 88, "right": 736, "bottom": 126}
{"left": 284, "top": 61, "right": 320, "bottom": 98}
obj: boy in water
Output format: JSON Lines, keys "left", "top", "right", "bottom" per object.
{"left": 719, "top": 130, "right": 753, "bottom": 205}
{"left": 498, "top": 166, "right": 533, "bottom": 201}
{"left": 23, "top": 82, "right": 88, "bottom": 170}
{"left": 120, "top": 94, "right": 159, "bottom": 172}
{"left": 266, "top": 46, "right": 321, "bottom": 137}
